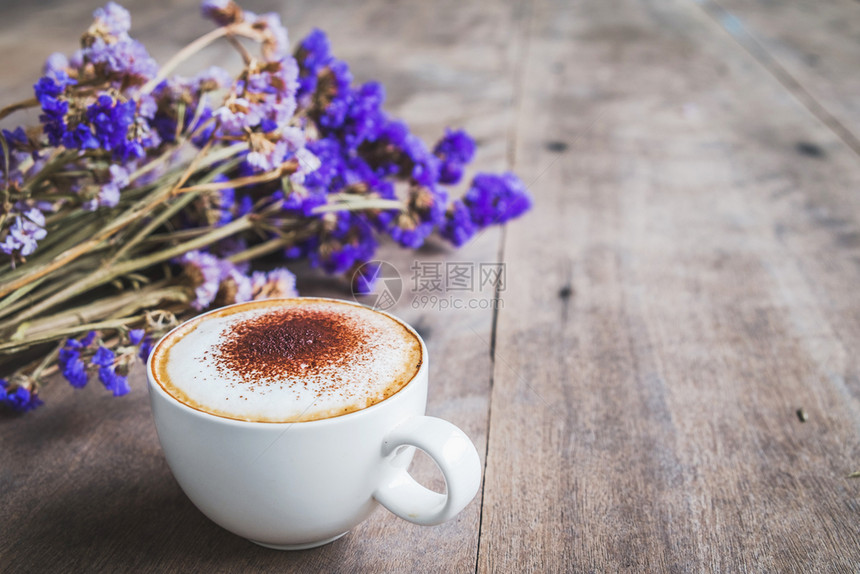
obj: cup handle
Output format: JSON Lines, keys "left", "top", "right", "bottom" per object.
{"left": 373, "top": 416, "right": 482, "bottom": 526}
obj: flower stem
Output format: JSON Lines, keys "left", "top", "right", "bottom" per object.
{"left": 0, "top": 97, "right": 38, "bottom": 121}
{"left": 8, "top": 214, "right": 253, "bottom": 325}
{"left": 176, "top": 159, "right": 297, "bottom": 195}
{"left": 0, "top": 142, "right": 245, "bottom": 299}
{"left": 141, "top": 26, "right": 229, "bottom": 95}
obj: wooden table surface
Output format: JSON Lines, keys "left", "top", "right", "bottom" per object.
{"left": 2, "top": 0, "right": 860, "bottom": 571}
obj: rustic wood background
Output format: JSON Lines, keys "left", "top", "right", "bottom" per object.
{"left": 1, "top": 0, "right": 860, "bottom": 571}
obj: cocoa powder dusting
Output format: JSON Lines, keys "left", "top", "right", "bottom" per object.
{"left": 214, "top": 307, "right": 369, "bottom": 386}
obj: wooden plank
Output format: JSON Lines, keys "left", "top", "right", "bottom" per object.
{"left": 0, "top": 0, "right": 524, "bottom": 571}
{"left": 479, "top": 0, "right": 860, "bottom": 571}
{"left": 693, "top": 0, "right": 860, "bottom": 155}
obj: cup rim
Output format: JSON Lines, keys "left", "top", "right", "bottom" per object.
{"left": 146, "top": 297, "right": 428, "bottom": 428}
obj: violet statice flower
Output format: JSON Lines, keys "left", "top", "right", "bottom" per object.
{"left": 86, "top": 93, "right": 158, "bottom": 161}
{"left": 151, "top": 73, "right": 222, "bottom": 144}
{"left": 251, "top": 12, "right": 290, "bottom": 61}
{"left": 99, "top": 366, "right": 130, "bottom": 396}
{"left": 0, "top": 380, "right": 43, "bottom": 412}
{"left": 0, "top": 127, "right": 34, "bottom": 187}
{"left": 194, "top": 66, "right": 233, "bottom": 91}
{"left": 59, "top": 342, "right": 89, "bottom": 389}
{"left": 251, "top": 268, "right": 298, "bottom": 299}
{"left": 245, "top": 129, "right": 296, "bottom": 173}
{"left": 34, "top": 71, "right": 79, "bottom": 148}
{"left": 179, "top": 250, "right": 226, "bottom": 310}
{"left": 0, "top": 207, "right": 48, "bottom": 258}
{"left": 366, "top": 119, "right": 440, "bottom": 186}
{"left": 439, "top": 199, "right": 477, "bottom": 247}
{"left": 216, "top": 57, "right": 299, "bottom": 140}
{"left": 92, "top": 346, "right": 115, "bottom": 368}
{"left": 93, "top": 2, "right": 131, "bottom": 36}
{"left": 201, "top": 0, "right": 242, "bottom": 26}
{"left": 84, "top": 164, "right": 130, "bottom": 211}
{"left": 76, "top": 3, "right": 158, "bottom": 85}
{"left": 214, "top": 97, "right": 262, "bottom": 134}
{"left": 333, "top": 81, "right": 386, "bottom": 151}
{"left": 388, "top": 185, "right": 448, "bottom": 249}
{"left": 139, "top": 336, "right": 155, "bottom": 362}
{"left": 273, "top": 185, "right": 326, "bottom": 217}
{"left": 463, "top": 172, "right": 532, "bottom": 226}
{"left": 294, "top": 28, "right": 332, "bottom": 101}
{"left": 303, "top": 136, "right": 345, "bottom": 191}
{"left": 291, "top": 146, "right": 322, "bottom": 185}
{"left": 351, "top": 261, "right": 380, "bottom": 295}
{"left": 310, "top": 213, "right": 377, "bottom": 274}
{"left": 129, "top": 329, "right": 145, "bottom": 345}
{"left": 213, "top": 174, "right": 237, "bottom": 225}
{"left": 216, "top": 266, "right": 253, "bottom": 306}
{"left": 316, "top": 59, "right": 353, "bottom": 131}
{"left": 178, "top": 250, "right": 259, "bottom": 309}
{"left": 433, "top": 129, "right": 476, "bottom": 185}
{"left": 43, "top": 52, "right": 69, "bottom": 76}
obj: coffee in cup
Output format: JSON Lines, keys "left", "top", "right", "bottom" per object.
{"left": 147, "top": 297, "right": 482, "bottom": 550}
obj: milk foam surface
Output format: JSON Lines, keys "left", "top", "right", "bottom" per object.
{"left": 151, "top": 299, "right": 422, "bottom": 422}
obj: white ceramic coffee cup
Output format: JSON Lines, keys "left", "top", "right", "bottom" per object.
{"left": 146, "top": 299, "right": 482, "bottom": 550}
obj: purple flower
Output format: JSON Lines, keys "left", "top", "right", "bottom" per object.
{"left": 81, "top": 331, "right": 97, "bottom": 346}
{"left": 252, "top": 13, "right": 289, "bottom": 61}
{"left": 388, "top": 184, "right": 448, "bottom": 248}
{"left": 1, "top": 207, "right": 48, "bottom": 258}
{"left": 98, "top": 366, "right": 130, "bottom": 396}
{"left": 34, "top": 71, "right": 76, "bottom": 147}
{"left": 291, "top": 147, "right": 321, "bottom": 185}
{"left": 463, "top": 172, "right": 532, "bottom": 227}
{"left": 86, "top": 94, "right": 149, "bottom": 159}
{"left": 208, "top": 174, "right": 237, "bottom": 226}
{"left": 201, "top": 0, "right": 241, "bottom": 26}
{"left": 139, "top": 337, "right": 155, "bottom": 362}
{"left": 1, "top": 380, "right": 43, "bottom": 412}
{"left": 77, "top": 4, "right": 157, "bottom": 85}
{"left": 387, "top": 216, "right": 435, "bottom": 249}
{"left": 92, "top": 346, "right": 115, "bottom": 367}
{"left": 367, "top": 119, "right": 440, "bottom": 186}
{"left": 351, "top": 261, "right": 380, "bottom": 295}
{"left": 93, "top": 2, "right": 131, "bottom": 36}
{"left": 152, "top": 76, "right": 218, "bottom": 144}
{"left": 179, "top": 250, "right": 225, "bottom": 310}
{"left": 84, "top": 36, "right": 159, "bottom": 84}
{"left": 218, "top": 267, "right": 253, "bottom": 305}
{"left": 214, "top": 97, "right": 262, "bottom": 134}
{"left": 309, "top": 213, "right": 377, "bottom": 273}
{"left": 59, "top": 348, "right": 89, "bottom": 389}
{"left": 84, "top": 165, "right": 130, "bottom": 211}
{"left": 439, "top": 199, "right": 477, "bottom": 247}
{"left": 0, "top": 126, "right": 32, "bottom": 185}
{"left": 8, "top": 387, "right": 42, "bottom": 411}
{"left": 295, "top": 29, "right": 332, "bottom": 100}
{"left": 129, "top": 329, "right": 145, "bottom": 345}
{"left": 193, "top": 66, "right": 233, "bottom": 91}
{"left": 433, "top": 129, "right": 475, "bottom": 184}
{"left": 43, "top": 52, "right": 69, "bottom": 76}
{"left": 251, "top": 268, "right": 298, "bottom": 299}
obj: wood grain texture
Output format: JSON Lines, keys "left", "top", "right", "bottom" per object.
{"left": 695, "top": 0, "right": 860, "bottom": 154}
{"left": 0, "top": 0, "right": 521, "bottom": 572}
{"left": 4, "top": 0, "right": 860, "bottom": 572}
{"left": 478, "top": 0, "right": 860, "bottom": 571}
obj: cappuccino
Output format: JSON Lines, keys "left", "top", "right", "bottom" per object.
{"left": 150, "top": 298, "right": 422, "bottom": 423}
